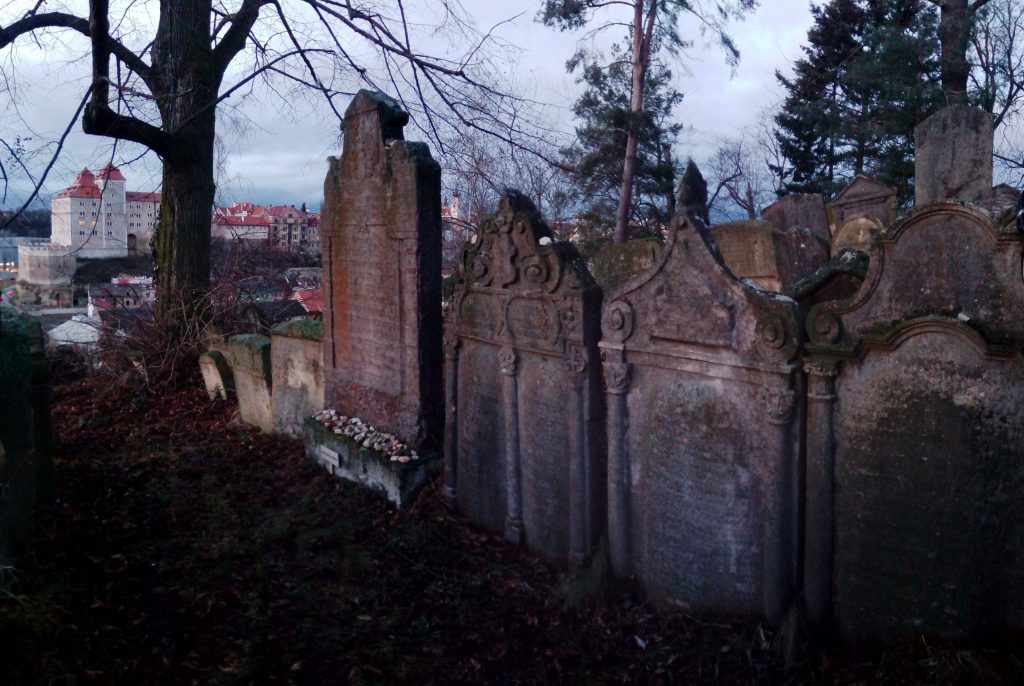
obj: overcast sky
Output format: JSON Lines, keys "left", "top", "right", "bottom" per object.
{"left": 0, "top": 1, "right": 816, "bottom": 213}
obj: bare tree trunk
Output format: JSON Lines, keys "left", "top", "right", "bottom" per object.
{"left": 613, "top": 0, "right": 657, "bottom": 244}
{"left": 150, "top": 0, "right": 218, "bottom": 323}
{"left": 932, "top": 0, "right": 993, "bottom": 102}
{"left": 155, "top": 142, "right": 215, "bottom": 322}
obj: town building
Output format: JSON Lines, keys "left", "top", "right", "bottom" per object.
{"left": 441, "top": 193, "right": 474, "bottom": 278}
{"left": 212, "top": 202, "right": 319, "bottom": 254}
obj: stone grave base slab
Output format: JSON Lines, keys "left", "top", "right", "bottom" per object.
{"left": 303, "top": 418, "right": 439, "bottom": 507}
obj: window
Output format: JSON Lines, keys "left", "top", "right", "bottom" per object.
{"left": 107, "top": 231, "right": 112, "bottom": 235}
{"left": 79, "top": 230, "right": 85, "bottom": 236}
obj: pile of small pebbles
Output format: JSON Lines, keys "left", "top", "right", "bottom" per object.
{"left": 312, "top": 409, "right": 420, "bottom": 463}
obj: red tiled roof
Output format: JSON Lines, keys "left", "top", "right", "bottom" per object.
{"left": 215, "top": 216, "right": 270, "bottom": 226}
{"left": 291, "top": 288, "right": 324, "bottom": 312}
{"left": 96, "top": 163, "right": 126, "bottom": 181}
{"left": 126, "top": 191, "right": 161, "bottom": 202}
{"left": 55, "top": 167, "right": 102, "bottom": 199}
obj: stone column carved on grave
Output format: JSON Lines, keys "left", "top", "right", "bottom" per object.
{"left": 803, "top": 357, "right": 839, "bottom": 629}
{"left": 499, "top": 347, "right": 523, "bottom": 544}
{"left": 564, "top": 345, "right": 588, "bottom": 569}
{"left": 603, "top": 357, "right": 632, "bottom": 576}
{"left": 760, "top": 383, "right": 800, "bottom": 624}
{"left": 442, "top": 336, "right": 461, "bottom": 509}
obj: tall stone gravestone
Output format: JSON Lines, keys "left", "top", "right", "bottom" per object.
{"left": 803, "top": 203, "right": 1024, "bottom": 639}
{"left": 761, "top": 192, "right": 830, "bottom": 247}
{"left": 601, "top": 204, "right": 803, "bottom": 623}
{"left": 445, "top": 192, "right": 604, "bottom": 568}
{"left": 321, "top": 91, "right": 443, "bottom": 450}
{"left": 915, "top": 105, "right": 993, "bottom": 206}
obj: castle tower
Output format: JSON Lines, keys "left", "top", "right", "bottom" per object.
{"left": 96, "top": 163, "right": 128, "bottom": 254}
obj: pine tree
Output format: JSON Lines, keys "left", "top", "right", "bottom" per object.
{"left": 563, "top": 48, "right": 682, "bottom": 249}
{"left": 775, "top": 0, "right": 941, "bottom": 204}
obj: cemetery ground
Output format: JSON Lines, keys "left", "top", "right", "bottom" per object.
{"left": 2, "top": 376, "right": 1023, "bottom": 685}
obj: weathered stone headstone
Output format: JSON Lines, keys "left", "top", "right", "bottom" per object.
{"left": 591, "top": 238, "right": 662, "bottom": 291}
{"left": 270, "top": 319, "right": 324, "bottom": 436}
{"left": 320, "top": 90, "right": 443, "bottom": 450}
{"left": 602, "top": 200, "right": 802, "bottom": 622}
{"left": 710, "top": 220, "right": 828, "bottom": 292}
{"left": 831, "top": 216, "right": 883, "bottom": 253}
{"left": 225, "top": 334, "right": 273, "bottom": 432}
{"left": 827, "top": 174, "right": 896, "bottom": 253}
{"left": 0, "top": 310, "right": 53, "bottom": 572}
{"left": 711, "top": 220, "right": 782, "bottom": 290}
{"left": 761, "top": 193, "right": 830, "bottom": 247}
{"left": 914, "top": 105, "right": 993, "bottom": 206}
{"left": 445, "top": 191, "right": 603, "bottom": 568}
{"left": 199, "top": 349, "right": 234, "bottom": 400}
{"left": 803, "top": 203, "right": 1024, "bottom": 639}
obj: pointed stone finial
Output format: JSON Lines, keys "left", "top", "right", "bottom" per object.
{"left": 678, "top": 159, "right": 709, "bottom": 226}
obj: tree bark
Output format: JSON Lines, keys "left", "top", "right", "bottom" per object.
{"left": 154, "top": 137, "right": 216, "bottom": 323}
{"left": 613, "top": 0, "right": 657, "bottom": 244}
{"left": 149, "top": 0, "right": 219, "bottom": 323}
{"left": 931, "top": 0, "right": 993, "bottom": 102}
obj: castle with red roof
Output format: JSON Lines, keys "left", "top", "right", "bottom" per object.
{"left": 49, "top": 163, "right": 161, "bottom": 258}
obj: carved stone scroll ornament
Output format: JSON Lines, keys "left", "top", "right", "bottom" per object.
{"left": 443, "top": 335, "right": 460, "bottom": 361}
{"left": 757, "top": 315, "right": 788, "bottom": 352}
{"left": 499, "top": 348, "right": 518, "bottom": 377}
{"left": 603, "top": 361, "right": 631, "bottom": 395}
{"left": 808, "top": 310, "right": 843, "bottom": 345}
{"left": 761, "top": 387, "right": 797, "bottom": 426}
{"left": 602, "top": 300, "right": 635, "bottom": 343}
{"left": 564, "top": 347, "right": 588, "bottom": 390}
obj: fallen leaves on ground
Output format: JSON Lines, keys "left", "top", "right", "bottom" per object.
{"left": 1, "top": 375, "right": 1022, "bottom": 685}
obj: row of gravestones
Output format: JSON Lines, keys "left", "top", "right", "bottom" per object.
{"left": 444, "top": 190, "right": 1024, "bottom": 642}
{"left": 319, "top": 92, "right": 1023, "bottom": 642}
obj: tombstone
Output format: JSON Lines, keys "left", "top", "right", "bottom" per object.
{"left": 0, "top": 310, "right": 53, "bottom": 570}
{"left": 827, "top": 175, "right": 897, "bottom": 250}
{"left": 914, "top": 105, "right": 993, "bottom": 206}
{"left": 602, "top": 204, "right": 802, "bottom": 622}
{"left": 320, "top": 90, "right": 443, "bottom": 450}
{"left": 445, "top": 191, "right": 604, "bottom": 569}
{"left": 270, "top": 319, "right": 324, "bottom": 436}
{"left": 761, "top": 193, "right": 830, "bottom": 247}
{"left": 831, "top": 215, "right": 883, "bottom": 253}
{"left": 225, "top": 334, "right": 273, "bottom": 432}
{"left": 710, "top": 220, "right": 828, "bottom": 292}
{"left": 981, "top": 183, "right": 1020, "bottom": 222}
{"left": 591, "top": 238, "right": 663, "bottom": 291}
{"left": 199, "top": 349, "right": 234, "bottom": 400}
{"left": 710, "top": 220, "right": 782, "bottom": 290}
{"left": 803, "top": 203, "right": 1024, "bottom": 639}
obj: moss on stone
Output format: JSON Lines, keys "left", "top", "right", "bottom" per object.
{"left": 230, "top": 333, "right": 271, "bottom": 352}
{"left": 591, "top": 238, "right": 664, "bottom": 292}
{"left": 271, "top": 319, "right": 323, "bottom": 341}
